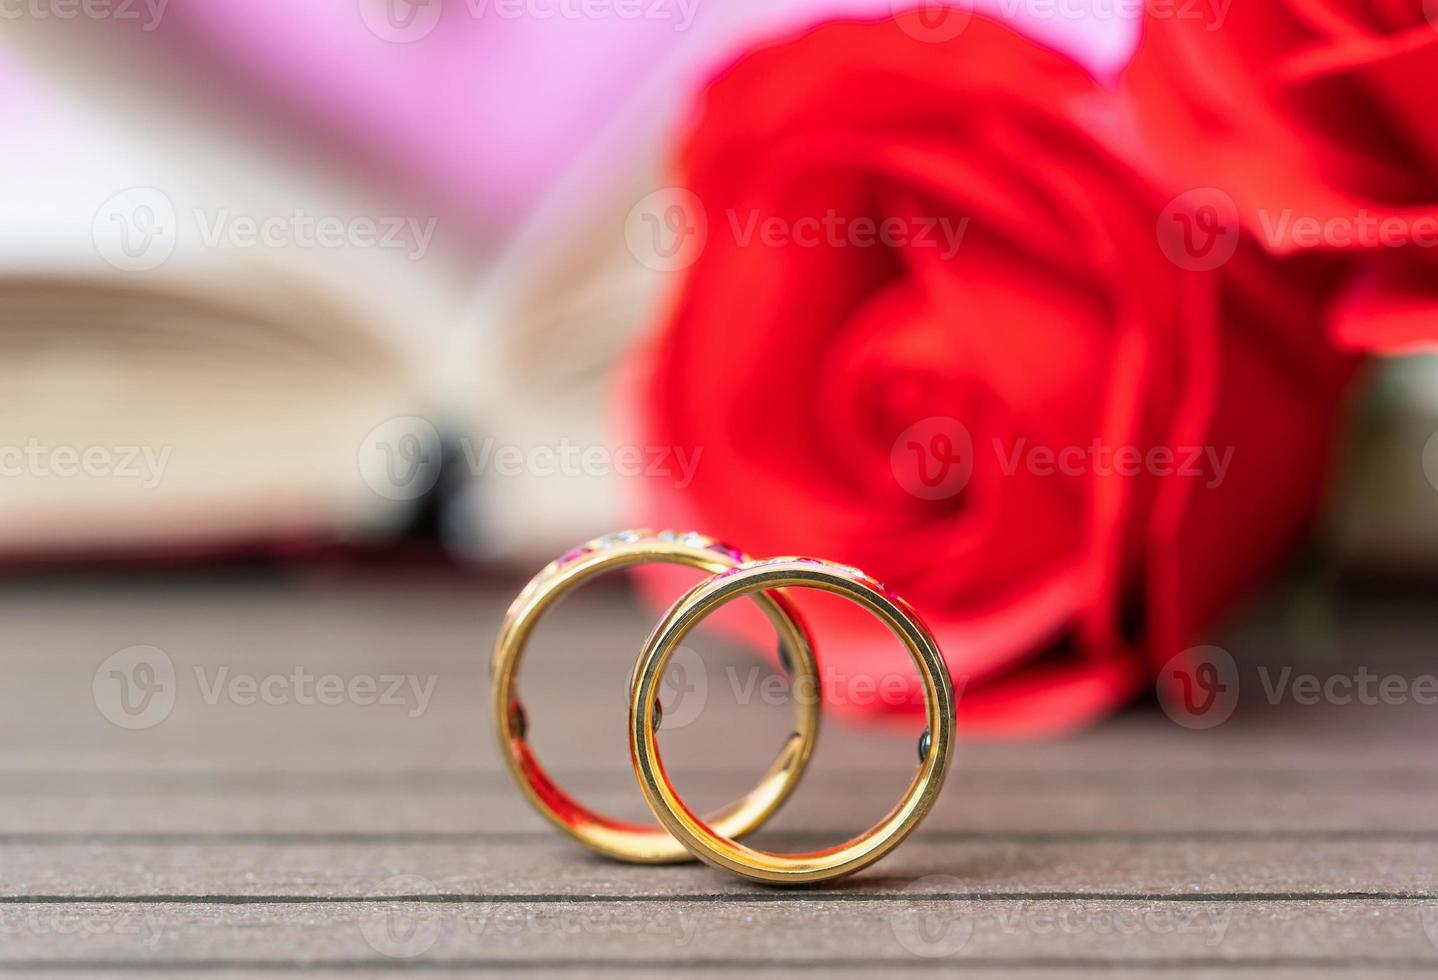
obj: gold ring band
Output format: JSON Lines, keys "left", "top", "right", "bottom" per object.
{"left": 629, "top": 557, "right": 954, "bottom": 884}
{"left": 492, "top": 530, "right": 821, "bottom": 863}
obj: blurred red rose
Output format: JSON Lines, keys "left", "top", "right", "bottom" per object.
{"left": 1126, "top": 3, "right": 1438, "bottom": 352}
{"left": 629, "top": 13, "right": 1360, "bottom": 736}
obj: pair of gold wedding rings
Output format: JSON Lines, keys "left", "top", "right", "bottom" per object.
{"left": 490, "top": 529, "right": 956, "bottom": 884}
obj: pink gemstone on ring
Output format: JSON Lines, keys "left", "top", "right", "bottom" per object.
{"left": 559, "top": 546, "right": 591, "bottom": 565}
{"left": 710, "top": 541, "right": 743, "bottom": 562}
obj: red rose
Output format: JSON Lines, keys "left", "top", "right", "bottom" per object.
{"left": 630, "top": 14, "right": 1359, "bottom": 736}
{"left": 1126, "top": 2, "right": 1438, "bottom": 352}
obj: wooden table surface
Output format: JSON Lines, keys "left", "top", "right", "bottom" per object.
{"left": 1, "top": 570, "right": 1435, "bottom": 977}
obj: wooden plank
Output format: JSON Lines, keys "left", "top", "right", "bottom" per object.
{"left": 0, "top": 838, "right": 1435, "bottom": 899}
{"left": 2, "top": 779, "right": 1436, "bottom": 837}
{"left": 0, "top": 899, "right": 1433, "bottom": 968}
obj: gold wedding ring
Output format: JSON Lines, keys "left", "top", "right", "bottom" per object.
{"left": 629, "top": 557, "right": 955, "bottom": 884}
{"left": 491, "top": 530, "right": 820, "bottom": 863}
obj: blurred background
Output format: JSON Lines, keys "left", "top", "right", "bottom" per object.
{"left": 7, "top": 0, "right": 1083, "bottom": 565}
